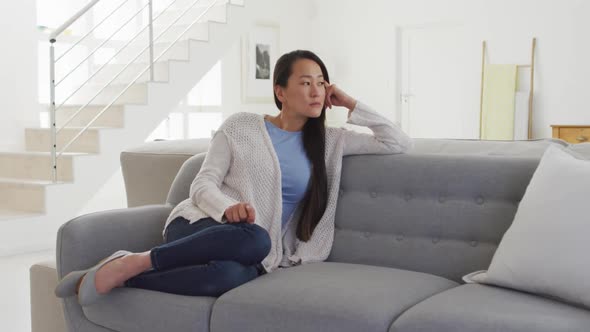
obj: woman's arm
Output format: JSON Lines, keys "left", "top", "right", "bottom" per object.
{"left": 189, "top": 130, "right": 239, "bottom": 222}
{"left": 342, "top": 101, "right": 413, "bottom": 156}
{"left": 323, "top": 83, "right": 413, "bottom": 156}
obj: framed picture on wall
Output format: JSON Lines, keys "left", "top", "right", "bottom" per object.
{"left": 241, "top": 23, "right": 280, "bottom": 103}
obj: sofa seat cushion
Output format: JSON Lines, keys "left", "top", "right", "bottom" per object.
{"left": 82, "top": 287, "right": 216, "bottom": 332}
{"left": 391, "top": 284, "right": 590, "bottom": 332}
{"left": 210, "top": 262, "right": 458, "bottom": 332}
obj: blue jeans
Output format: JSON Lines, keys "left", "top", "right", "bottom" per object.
{"left": 124, "top": 216, "right": 271, "bottom": 297}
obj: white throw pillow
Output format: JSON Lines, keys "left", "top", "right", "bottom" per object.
{"left": 463, "top": 145, "right": 590, "bottom": 309}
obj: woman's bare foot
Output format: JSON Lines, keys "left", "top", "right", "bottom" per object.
{"left": 75, "top": 251, "right": 152, "bottom": 295}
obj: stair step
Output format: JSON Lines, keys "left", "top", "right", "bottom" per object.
{"left": 154, "top": 22, "right": 209, "bottom": 44}
{"left": 0, "top": 151, "right": 83, "bottom": 182}
{"left": 0, "top": 208, "right": 43, "bottom": 221}
{"left": 110, "top": 5, "right": 226, "bottom": 65}
{"left": 91, "top": 61, "right": 170, "bottom": 85}
{"left": 156, "top": 3, "right": 227, "bottom": 26}
{"left": 0, "top": 179, "right": 46, "bottom": 213}
{"left": 25, "top": 127, "right": 104, "bottom": 153}
{"left": 44, "top": 104, "right": 125, "bottom": 128}
{"left": 0, "top": 178, "right": 69, "bottom": 185}
{"left": 59, "top": 82, "right": 148, "bottom": 105}
{"left": 113, "top": 39, "right": 193, "bottom": 64}
{"left": 1, "top": 0, "right": 250, "bottom": 256}
{"left": 166, "top": 0, "right": 232, "bottom": 10}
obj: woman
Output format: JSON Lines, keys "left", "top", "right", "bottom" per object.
{"left": 55, "top": 50, "right": 413, "bottom": 306}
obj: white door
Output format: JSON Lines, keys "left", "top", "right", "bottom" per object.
{"left": 400, "top": 24, "right": 480, "bottom": 139}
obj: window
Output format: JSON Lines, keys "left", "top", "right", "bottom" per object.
{"left": 146, "top": 60, "right": 223, "bottom": 141}
{"left": 188, "top": 113, "right": 223, "bottom": 139}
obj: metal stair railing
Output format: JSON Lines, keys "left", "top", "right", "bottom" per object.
{"left": 48, "top": 0, "right": 231, "bottom": 182}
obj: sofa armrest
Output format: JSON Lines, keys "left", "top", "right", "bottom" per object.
{"left": 121, "top": 138, "right": 210, "bottom": 207}
{"left": 56, "top": 204, "right": 173, "bottom": 278}
{"left": 30, "top": 260, "right": 67, "bottom": 332}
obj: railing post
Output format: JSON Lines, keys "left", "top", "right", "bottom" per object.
{"left": 49, "top": 40, "right": 57, "bottom": 183}
{"left": 148, "top": 0, "right": 154, "bottom": 81}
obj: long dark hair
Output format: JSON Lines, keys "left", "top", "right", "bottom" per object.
{"left": 273, "top": 50, "right": 329, "bottom": 242}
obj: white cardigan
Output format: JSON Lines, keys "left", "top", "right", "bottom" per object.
{"left": 164, "top": 101, "right": 413, "bottom": 273}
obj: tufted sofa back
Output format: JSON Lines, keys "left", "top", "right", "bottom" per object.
{"left": 327, "top": 153, "right": 540, "bottom": 282}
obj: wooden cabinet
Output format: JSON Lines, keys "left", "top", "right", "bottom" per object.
{"left": 551, "top": 125, "right": 590, "bottom": 144}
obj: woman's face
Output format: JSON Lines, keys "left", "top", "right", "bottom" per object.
{"left": 276, "top": 58, "right": 326, "bottom": 118}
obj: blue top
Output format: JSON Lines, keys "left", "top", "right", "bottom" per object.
{"left": 264, "top": 118, "right": 312, "bottom": 230}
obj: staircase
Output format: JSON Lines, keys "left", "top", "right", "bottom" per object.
{"left": 0, "top": 0, "right": 252, "bottom": 256}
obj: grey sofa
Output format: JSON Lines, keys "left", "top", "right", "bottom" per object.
{"left": 53, "top": 138, "right": 590, "bottom": 332}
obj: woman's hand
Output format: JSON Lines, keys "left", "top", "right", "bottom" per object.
{"left": 224, "top": 203, "right": 256, "bottom": 223}
{"left": 324, "top": 83, "right": 357, "bottom": 111}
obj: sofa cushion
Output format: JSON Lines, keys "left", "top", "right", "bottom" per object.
{"left": 391, "top": 284, "right": 590, "bottom": 332}
{"left": 121, "top": 138, "right": 210, "bottom": 207}
{"left": 329, "top": 153, "right": 540, "bottom": 282}
{"left": 166, "top": 153, "right": 207, "bottom": 206}
{"left": 464, "top": 146, "right": 590, "bottom": 309}
{"left": 30, "top": 260, "right": 67, "bottom": 332}
{"left": 210, "top": 262, "right": 458, "bottom": 332}
{"left": 82, "top": 287, "right": 216, "bottom": 332}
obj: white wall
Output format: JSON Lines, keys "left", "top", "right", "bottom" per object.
{"left": 220, "top": 0, "right": 360, "bottom": 126}
{"left": 77, "top": 168, "right": 127, "bottom": 215}
{"left": 310, "top": 0, "right": 590, "bottom": 139}
{"left": 0, "top": 0, "right": 39, "bottom": 151}
{"left": 8, "top": 0, "right": 589, "bottom": 152}
{"left": 220, "top": 0, "right": 318, "bottom": 120}
{"left": 76, "top": 0, "right": 316, "bottom": 215}
{"left": 10, "top": 0, "right": 590, "bottom": 255}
